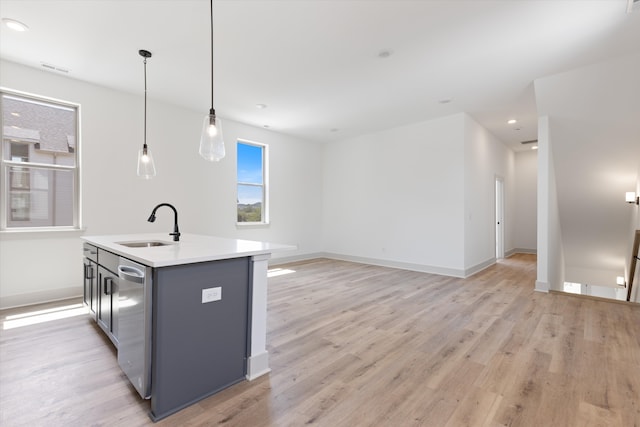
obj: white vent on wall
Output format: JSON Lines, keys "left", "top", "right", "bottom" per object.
{"left": 628, "top": 0, "right": 640, "bottom": 13}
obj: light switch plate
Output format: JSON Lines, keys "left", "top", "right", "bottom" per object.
{"left": 202, "top": 287, "right": 222, "bottom": 303}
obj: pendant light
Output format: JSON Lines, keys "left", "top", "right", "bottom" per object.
{"left": 199, "top": 0, "right": 225, "bottom": 162}
{"left": 137, "top": 49, "right": 157, "bottom": 178}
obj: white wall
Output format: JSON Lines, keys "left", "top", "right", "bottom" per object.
{"left": 463, "top": 114, "right": 515, "bottom": 272}
{"left": 514, "top": 150, "right": 537, "bottom": 252}
{"left": 536, "top": 116, "right": 565, "bottom": 292}
{"left": 548, "top": 121, "right": 566, "bottom": 291}
{"left": 0, "top": 60, "right": 323, "bottom": 308}
{"left": 322, "top": 112, "right": 515, "bottom": 277}
{"left": 322, "top": 114, "right": 466, "bottom": 275}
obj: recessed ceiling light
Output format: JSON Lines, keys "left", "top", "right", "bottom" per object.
{"left": 263, "top": 125, "right": 270, "bottom": 129}
{"left": 531, "top": 145, "right": 538, "bottom": 150}
{"left": 11, "top": 112, "right": 20, "bottom": 117}
{"left": 438, "top": 98, "right": 453, "bottom": 104}
{"left": 507, "top": 119, "right": 517, "bottom": 124}
{"left": 378, "top": 50, "right": 393, "bottom": 59}
{"left": 256, "top": 104, "right": 267, "bottom": 109}
{"left": 2, "top": 18, "right": 29, "bottom": 32}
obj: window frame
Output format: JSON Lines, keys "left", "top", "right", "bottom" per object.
{"left": 236, "top": 139, "right": 269, "bottom": 226}
{"left": 0, "top": 88, "right": 82, "bottom": 232}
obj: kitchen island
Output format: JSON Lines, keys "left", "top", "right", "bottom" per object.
{"left": 81, "top": 233, "right": 293, "bottom": 421}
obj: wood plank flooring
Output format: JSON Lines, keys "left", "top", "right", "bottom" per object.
{"left": 1, "top": 254, "right": 639, "bottom": 426}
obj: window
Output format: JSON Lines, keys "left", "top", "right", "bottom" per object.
{"left": 1, "top": 90, "right": 80, "bottom": 230}
{"left": 237, "top": 140, "right": 268, "bottom": 224}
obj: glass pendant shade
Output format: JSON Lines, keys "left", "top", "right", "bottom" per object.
{"left": 200, "top": 0, "right": 225, "bottom": 162}
{"left": 199, "top": 112, "right": 225, "bottom": 161}
{"left": 137, "top": 145, "right": 156, "bottom": 179}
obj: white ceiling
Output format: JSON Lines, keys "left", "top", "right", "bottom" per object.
{"left": 1, "top": 0, "right": 638, "bottom": 149}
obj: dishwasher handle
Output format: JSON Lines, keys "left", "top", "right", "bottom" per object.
{"left": 118, "top": 265, "right": 145, "bottom": 284}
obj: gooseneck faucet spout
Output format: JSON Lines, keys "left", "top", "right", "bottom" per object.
{"left": 147, "top": 203, "right": 181, "bottom": 241}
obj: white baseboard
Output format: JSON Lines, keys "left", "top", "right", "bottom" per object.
{"left": 314, "top": 252, "right": 467, "bottom": 278}
{"left": 464, "top": 258, "right": 496, "bottom": 277}
{"left": 269, "top": 252, "right": 326, "bottom": 266}
{"left": 0, "top": 286, "right": 82, "bottom": 310}
{"left": 535, "top": 280, "right": 550, "bottom": 293}
{"left": 506, "top": 248, "right": 537, "bottom": 257}
{"left": 246, "top": 351, "right": 270, "bottom": 380}
{"left": 270, "top": 252, "right": 507, "bottom": 279}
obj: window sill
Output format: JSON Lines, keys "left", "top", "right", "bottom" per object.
{"left": 236, "top": 222, "right": 270, "bottom": 229}
{"left": 0, "top": 226, "right": 86, "bottom": 236}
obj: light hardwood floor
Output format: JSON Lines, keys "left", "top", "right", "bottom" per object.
{"left": 1, "top": 254, "right": 639, "bottom": 426}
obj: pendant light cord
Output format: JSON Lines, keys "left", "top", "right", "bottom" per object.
{"left": 144, "top": 56, "right": 148, "bottom": 148}
{"left": 210, "top": 0, "right": 215, "bottom": 114}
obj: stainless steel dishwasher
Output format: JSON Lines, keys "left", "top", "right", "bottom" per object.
{"left": 117, "top": 257, "right": 153, "bottom": 399}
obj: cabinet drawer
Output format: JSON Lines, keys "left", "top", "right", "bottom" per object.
{"left": 83, "top": 243, "right": 98, "bottom": 262}
{"left": 98, "top": 248, "right": 120, "bottom": 274}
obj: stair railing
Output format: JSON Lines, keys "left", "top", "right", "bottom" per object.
{"left": 626, "top": 230, "right": 640, "bottom": 302}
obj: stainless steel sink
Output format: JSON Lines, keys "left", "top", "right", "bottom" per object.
{"left": 117, "top": 240, "right": 174, "bottom": 248}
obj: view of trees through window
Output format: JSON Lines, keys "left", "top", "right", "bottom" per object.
{"left": 1, "top": 92, "right": 78, "bottom": 229}
{"left": 237, "top": 141, "right": 266, "bottom": 223}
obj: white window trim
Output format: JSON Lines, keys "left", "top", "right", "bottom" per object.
{"left": 236, "top": 139, "right": 269, "bottom": 226}
{"left": 0, "top": 88, "right": 82, "bottom": 232}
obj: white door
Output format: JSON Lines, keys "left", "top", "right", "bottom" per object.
{"left": 495, "top": 177, "right": 504, "bottom": 259}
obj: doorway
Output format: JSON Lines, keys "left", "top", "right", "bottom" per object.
{"left": 495, "top": 177, "right": 504, "bottom": 259}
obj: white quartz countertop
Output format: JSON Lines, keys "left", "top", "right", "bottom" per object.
{"left": 81, "top": 233, "right": 296, "bottom": 267}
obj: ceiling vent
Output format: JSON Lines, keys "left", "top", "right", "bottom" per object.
{"left": 628, "top": 0, "right": 640, "bottom": 13}
{"left": 520, "top": 139, "right": 538, "bottom": 145}
{"left": 40, "top": 62, "right": 69, "bottom": 74}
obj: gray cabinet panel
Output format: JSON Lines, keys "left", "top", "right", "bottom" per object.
{"left": 83, "top": 243, "right": 98, "bottom": 319}
{"left": 83, "top": 257, "right": 98, "bottom": 319}
{"left": 150, "top": 257, "right": 250, "bottom": 420}
{"left": 97, "top": 265, "right": 119, "bottom": 346}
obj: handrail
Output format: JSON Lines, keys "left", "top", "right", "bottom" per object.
{"left": 626, "top": 230, "right": 640, "bottom": 302}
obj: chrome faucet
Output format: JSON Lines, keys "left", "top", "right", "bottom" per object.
{"left": 147, "top": 203, "right": 181, "bottom": 241}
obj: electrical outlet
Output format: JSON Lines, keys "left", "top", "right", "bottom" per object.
{"left": 202, "top": 287, "right": 222, "bottom": 303}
